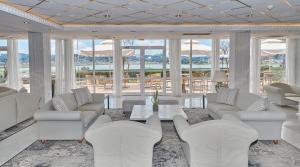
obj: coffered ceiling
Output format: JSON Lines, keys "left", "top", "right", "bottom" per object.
{"left": 1, "top": 0, "right": 300, "bottom": 25}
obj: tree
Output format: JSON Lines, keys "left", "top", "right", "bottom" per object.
{"left": 220, "top": 40, "right": 229, "bottom": 69}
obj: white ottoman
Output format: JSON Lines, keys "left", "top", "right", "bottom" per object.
{"left": 122, "top": 96, "right": 146, "bottom": 112}
{"left": 158, "top": 96, "right": 180, "bottom": 105}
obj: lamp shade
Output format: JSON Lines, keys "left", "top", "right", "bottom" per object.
{"left": 212, "top": 70, "right": 228, "bottom": 82}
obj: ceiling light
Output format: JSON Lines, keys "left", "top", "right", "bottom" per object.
{"left": 23, "top": 21, "right": 30, "bottom": 24}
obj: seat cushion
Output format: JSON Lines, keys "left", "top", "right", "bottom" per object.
{"left": 82, "top": 111, "right": 98, "bottom": 127}
{"left": 208, "top": 102, "right": 239, "bottom": 113}
{"left": 78, "top": 103, "right": 104, "bottom": 115}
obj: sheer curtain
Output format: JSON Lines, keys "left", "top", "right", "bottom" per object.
{"left": 250, "top": 38, "right": 261, "bottom": 94}
{"left": 7, "top": 38, "right": 20, "bottom": 90}
{"left": 64, "top": 39, "right": 75, "bottom": 93}
{"left": 169, "top": 39, "right": 182, "bottom": 97}
{"left": 55, "top": 39, "right": 65, "bottom": 95}
{"left": 211, "top": 38, "right": 220, "bottom": 92}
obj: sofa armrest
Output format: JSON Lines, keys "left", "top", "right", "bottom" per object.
{"left": 146, "top": 115, "right": 161, "bottom": 132}
{"left": 173, "top": 115, "right": 190, "bottom": 138}
{"left": 264, "top": 86, "right": 284, "bottom": 95}
{"left": 34, "top": 110, "right": 82, "bottom": 121}
{"left": 238, "top": 111, "right": 286, "bottom": 121}
{"left": 206, "top": 93, "right": 217, "bottom": 103}
{"left": 92, "top": 93, "right": 105, "bottom": 103}
{"left": 291, "top": 86, "right": 300, "bottom": 96}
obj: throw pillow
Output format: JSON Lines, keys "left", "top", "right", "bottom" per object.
{"left": 52, "top": 96, "right": 70, "bottom": 112}
{"left": 216, "top": 88, "right": 239, "bottom": 106}
{"left": 246, "top": 98, "right": 269, "bottom": 111}
{"left": 72, "top": 87, "right": 93, "bottom": 106}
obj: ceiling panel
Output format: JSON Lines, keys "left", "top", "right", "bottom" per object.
{"left": 2, "top": 0, "right": 300, "bottom": 25}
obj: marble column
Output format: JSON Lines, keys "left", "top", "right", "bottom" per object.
{"left": 250, "top": 38, "right": 261, "bottom": 94}
{"left": 228, "top": 31, "right": 251, "bottom": 92}
{"left": 113, "top": 39, "right": 122, "bottom": 96}
{"left": 169, "top": 39, "right": 182, "bottom": 97}
{"left": 7, "top": 38, "right": 20, "bottom": 90}
{"left": 28, "top": 32, "right": 51, "bottom": 103}
{"left": 286, "top": 38, "right": 296, "bottom": 86}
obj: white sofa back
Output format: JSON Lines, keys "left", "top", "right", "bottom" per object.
{"left": 235, "top": 92, "right": 262, "bottom": 110}
{"left": 0, "top": 93, "right": 41, "bottom": 131}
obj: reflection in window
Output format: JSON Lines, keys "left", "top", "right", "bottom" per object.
{"left": 219, "top": 39, "right": 230, "bottom": 71}
{"left": 0, "top": 39, "right": 7, "bottom": 85}
{"left": 260, "top": 39, "right": 287, "bottom": 91}
{"left": 18, "top": 39, "right": 30, "bottom": 91}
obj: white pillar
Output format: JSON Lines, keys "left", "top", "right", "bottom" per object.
{"left": 211, "top": 38, "right": 220, "bottom": 93}
{"left": 64, "top": 39, "right": 75, "bottom": 93}
{"left": 55, "top": 39, "right": 65, "bottom": 95}
{"left": 113, "top": 39, "right": 122, "bottom": 96}
{"left": 7, "top": 38, "right": 20, "bottom": 90}
{"left": 229, "top": 31, "right": 251, "bottom": 92}
{"left": 296, "top": 39, "right": 300, "bottom": 85}
{"left": 28, "top": 32, "right": 51, "bottom": 103}
{"left": 250, "top": 38, "right": 261, "bottom": 94}
{"left": 169, "top": 39, "right": 182, "bottom": 97}
{"left": 286, "top": 38, "right": 296, "bottom": 86}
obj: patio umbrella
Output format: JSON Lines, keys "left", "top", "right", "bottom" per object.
{"left": 181, "top": 40, "right": 211, "bottom": 56}
{"left": 80, "top": 40, "right": 134, "bottom": 57}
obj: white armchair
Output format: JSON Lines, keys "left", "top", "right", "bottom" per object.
{"left": 173, "top": 115, "right": 258, "bottom": 167}
{"left": 85, "top": 115, "right": 162, "bottom": 167}
{"left": 264, "top": 83, "right": 300, "bottom": 106}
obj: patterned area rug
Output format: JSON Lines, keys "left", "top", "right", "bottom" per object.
{"left": 2, "top": 109, "right": 300, "bottom": 167}
{"left": 0, "top": 118, "right": 35, "bottom": 141}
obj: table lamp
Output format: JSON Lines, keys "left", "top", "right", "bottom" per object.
{"left": 212, "top": 70, "right": 228, "bottom": 92}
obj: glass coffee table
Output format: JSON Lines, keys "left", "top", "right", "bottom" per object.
{"left": 130, "top": 105, "right": 188, "bottom": 121}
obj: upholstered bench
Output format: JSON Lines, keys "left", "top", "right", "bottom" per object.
{"left": 122, "top": 96, "right": 146, "bottom": 113}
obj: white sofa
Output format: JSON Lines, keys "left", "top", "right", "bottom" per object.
{"left": 207, "top": 92, "right": 286, "bottom": 140}
{"left": 174, "top": 114, "right": 258, "bottom": 167}
{"left": 264, "top": 83, "right": 300, "bottom": 106}
{"left": 34, "top": 93, "right": 105, "bottom": 140}
{"left": 0, "top": 92, "right": 41, "bottom": 132}
{"left": 85, "top": 115, "right": 162, "bottom": 167}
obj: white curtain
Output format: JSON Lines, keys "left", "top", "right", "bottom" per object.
{"left": 7, "top": 39, "right": 20, "bottom": 90}
{"left": 55, "top": 39, "right": 65, "bottom": 95}
{"left": 169, "top": 39, "right": 182, "bottom": 97}
{"left": 250, "top": 38, "right": 261, "bottom": 94}
{"left": 113, "top": 39, "right": 122, "bottom": 96}
{"left": 286, "top": 38, "right": 296, "bottom": 86}
{"left": 64, "top": 39, "right": 75, "bottom": 93}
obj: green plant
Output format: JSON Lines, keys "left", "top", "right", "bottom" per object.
{"left": 151, "top": 88, "right": 159, "bottom": 111}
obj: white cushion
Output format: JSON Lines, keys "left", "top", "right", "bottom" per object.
{"left": 216, "top": 88, "right": 239, "bottom": 106}
{"left": 52, "top": 96, "right": 70, "bottom": 112}
{"left": 246, "top": 98, "right": 269, "bottom": 111}
{"left": 72, "top": 87, "right": 93, "bottom": 106}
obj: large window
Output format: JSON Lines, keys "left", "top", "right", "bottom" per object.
{"left": 0, "top": 39, "right": 7, "bottom": 85}
{"left": 260, "top": 38, "right": 287, "bottom": 90}
{"left": 219, "top": 39, "right": 230, "bottom": 71}
{"left": 181, "top": 39, "right": 212, "bottom": 94}
{"left": 18, "top": 39, "right": 30, "bottom": 91}
{"left": 74, "top": 39, "right": 113, "bottom": 94}
{"left": 121, "top": 39, "right": 167, "bottom": 95}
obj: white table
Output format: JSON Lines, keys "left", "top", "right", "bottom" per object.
{"left": 130, "top": 105, "right": 188, "bottom": 121}
{"left": 285, "top": 97, "right": 300, "bottom": 116}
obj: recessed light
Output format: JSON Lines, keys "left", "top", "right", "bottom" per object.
{"left": 23, "top": 21, "right": 30, "bottom": 24}
{"left": 267, "top": 4, "right": 274, "bottom": 10}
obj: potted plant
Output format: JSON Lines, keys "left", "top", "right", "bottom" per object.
{"left": 151, "top": 88, "right": 159, "bottom": 111}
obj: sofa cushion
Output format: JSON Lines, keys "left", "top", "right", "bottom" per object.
{"left": 214, "top": 110, "right": 239, "bottom": 118}
{"left": 59, "top": 93, "right": 78, "bottom": 111}
{"left": 78, "top": 103, "right": 104, "bottom": 114}
{"left": 235, "top": 93, "right": 262, "bottom": 110}
{"left": 246, "top": 98, "right": 269, "bottom": 111}
{"left": 82, "top": 111, "right": 98, "bottom": 127}
{"left": 52, "top": 96, "right": 70, "bottom": 112}
{"left": 208, "top": 102, "right": 239, "bottom": 113}
{"left": 72, "top": 87, "right": 93, "bottom": 106}
{"left": 285, "top": 93, "right": 299, "bottom": 97}
{"left": 216, "top": 88, "right": 239, "bottom": 106}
